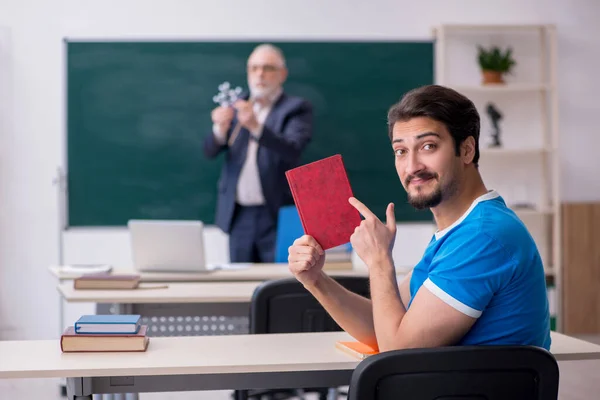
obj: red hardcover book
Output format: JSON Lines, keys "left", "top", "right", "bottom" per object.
{"left": 285, "top": 154, "right": 362, "bottom": 250}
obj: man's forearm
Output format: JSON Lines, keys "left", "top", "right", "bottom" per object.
{"left": 305, "top": 271, "right": 377, "bottom": 348}
{"left": 369, "top": 256, "right": 406, "bottom": 351}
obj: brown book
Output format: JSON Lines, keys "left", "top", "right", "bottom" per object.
{"left": 74, "top": 273, "right": 141, "bottom": 290}
{"left": 60, "top": 325, "right": 149, "bottom": 353}
{"left": 323, "top": 261, "right": 352, "bottom": 271}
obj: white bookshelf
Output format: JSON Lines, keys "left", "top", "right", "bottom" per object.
{"left": 452, "top": 83, "right": 552, "bottom": 93}
{"left": 480, "top": 147, "right": 550, "bottom": 155}
{"left": 433, "top": 24, "right": 561, "bottom": 330}
{"left": 514, "top": 207, "right": 554, "bottom": 217}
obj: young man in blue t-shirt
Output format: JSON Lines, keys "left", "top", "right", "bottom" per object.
{"left": 287, "top": 84, "right": 551, "bottom": 352}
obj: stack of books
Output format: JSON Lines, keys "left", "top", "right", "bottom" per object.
{"left": 324, "top": 243, "right": 353, "bottom": 263}
{"left": 60, "top": 314, "right": 149, "bottom": 353}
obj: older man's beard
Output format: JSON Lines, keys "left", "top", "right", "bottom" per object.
{"left": 249, "top": 80, "right": 278, "bottom": 100}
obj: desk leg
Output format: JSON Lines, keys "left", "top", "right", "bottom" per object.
{"left": 66, "top": 377, "right": 93, "bottom": 400}
{"left": 59, "top": 278, "right": 67, "bottom": 398}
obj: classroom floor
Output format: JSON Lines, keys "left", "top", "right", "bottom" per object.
{"left": 2, "top": 336, "right": 600, "bottom": 400}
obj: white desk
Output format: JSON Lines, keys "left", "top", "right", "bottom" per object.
{"left": 57, "top": 282, "right": 262, "bottom": 304}
{"left": 1, "top": 331, "right": 599, "bottom": 400}
{"left": 57, "top": 281, "right": 260, "bottom": 322}
{"left": 52, "top": 262, "right": 370, "bottom": 342}
{"left": 49, "top": 262, "right": 359, "bottom": 283}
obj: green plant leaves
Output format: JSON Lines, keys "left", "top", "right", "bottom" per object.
{"left": 477, "top": 45, "right": 516, "bottom": 73}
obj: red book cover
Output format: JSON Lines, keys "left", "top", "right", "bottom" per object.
{"left": 285, "top": 154, "right": 362, "bottom": 250}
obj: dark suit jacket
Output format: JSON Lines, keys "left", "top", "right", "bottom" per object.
{"left": 203, "top": 93, "right": 313, "bottom": 233}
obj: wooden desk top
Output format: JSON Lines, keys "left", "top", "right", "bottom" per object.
{"left": 0, "top": 331, "right": 598, "bottom": 380}
{"left": 57, "top": 281, "right": 262, "bottom": 303}
{"left": 49, "top": 262, "right": 362, "bottom": 282}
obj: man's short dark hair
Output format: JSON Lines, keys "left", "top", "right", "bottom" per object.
{"left": 387, "top": 85, "right": 481, "bottom": 166}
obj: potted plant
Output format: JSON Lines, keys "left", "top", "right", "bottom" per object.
{"left": 477, "top": 45, "right": 516, "bottom": 84}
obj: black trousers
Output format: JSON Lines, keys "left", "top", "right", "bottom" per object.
{"left": 228, "top": 204, "right": 276, "bottom": 263}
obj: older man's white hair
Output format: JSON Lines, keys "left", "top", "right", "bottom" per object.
{"left": 250, "top": 43, "right": 287, "bottom": 68}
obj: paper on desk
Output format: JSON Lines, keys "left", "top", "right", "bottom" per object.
{"left": 59, "top": 264, "right": 113, "bottom": 274}
{"left": 207, "top": 263, "right": 253, "bottom": 271}
{"left": 137, "top": 283, "right": 169, "bottom": 290}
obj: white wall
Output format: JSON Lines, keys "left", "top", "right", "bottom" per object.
{"left": 0, "top": 0, "right": 599, "bottom": 340}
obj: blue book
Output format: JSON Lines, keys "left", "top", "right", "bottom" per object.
{"left": 74, "top": 314, "right": 141, "bottom": 334}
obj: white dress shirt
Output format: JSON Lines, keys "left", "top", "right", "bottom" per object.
{"left": 212, "top": 88, "right": 282, "bottom": 206}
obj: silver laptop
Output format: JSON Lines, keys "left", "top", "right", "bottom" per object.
{"left": 128, "top": 219, "right": 212, "bottom": 273}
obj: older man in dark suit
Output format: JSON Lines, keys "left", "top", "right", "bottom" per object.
{"left": 203, "top": 44, "right": 313, "bottom": 263}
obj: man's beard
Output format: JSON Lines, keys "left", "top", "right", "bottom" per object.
{"left": 405, "top": 170, "right": 446, "bottom": 210}
{"left": 249, "top": 82, "right": 275, "bottom": 100}
{"left": 407, "top": 186, "right": 443, "bottom": 210}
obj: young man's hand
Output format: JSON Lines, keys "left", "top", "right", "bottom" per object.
{"left": 349, "top": 197, "right": 396, "bottom": 268}
{"left": 288, "top": 235, "right": 325, "bottom": 288}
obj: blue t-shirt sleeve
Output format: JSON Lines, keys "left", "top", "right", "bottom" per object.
{"left": 424, "top": 230, "right": 514, "bottom": 318}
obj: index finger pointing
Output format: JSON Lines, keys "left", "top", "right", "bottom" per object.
{"left": 348, "top": 197, "right": 375, "bottom": 219}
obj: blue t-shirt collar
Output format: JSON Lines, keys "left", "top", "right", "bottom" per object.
{"left": 434, "top": 190, "right": 500, "bottom": 240}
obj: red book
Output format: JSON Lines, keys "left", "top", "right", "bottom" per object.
{"left": 285, "top": 154, "right": 362, "bottom": 250}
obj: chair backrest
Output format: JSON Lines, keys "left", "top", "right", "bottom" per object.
{"left": 274, "top": 205, "right": 304, "bottom": 263}
{"left": 250, "top": 277, "right": 370, "bottom": 334}
{"left": 348, "top": 345, "right": 559, "bottom": 400}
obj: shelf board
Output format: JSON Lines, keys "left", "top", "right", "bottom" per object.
{"left": 435, "top": 24, "right": 554, "bottom": 31}
{"left": 480, "top": 147, "right": 551, "bottom": 155}
{"left": 433, "top": 24, "right": 554, "bottom": 34}
{"left": 511, "top": 207, "right": 554, "bottom": 217}
{"left": 451, "top": 83, "right": 551, "bottom": 93}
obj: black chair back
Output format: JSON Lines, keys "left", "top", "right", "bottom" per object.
{"left": 235, "top": 276, "right": 370, "bottom": 400}
{"left": 348, "top": 345, "right": 559, "bottom": 400}
{"left": 250, "top": 276, "right": 370, "bottom": 334}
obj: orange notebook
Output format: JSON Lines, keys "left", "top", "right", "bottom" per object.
{"left": 285, "top": 154, "right": 362, "bottom": 250}
{"left": 335, "top": 341, "right": 379, "bottom": 360}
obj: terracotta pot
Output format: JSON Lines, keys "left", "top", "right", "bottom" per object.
{"left": 481, "top": 70, "right": 504, "bottom": 84}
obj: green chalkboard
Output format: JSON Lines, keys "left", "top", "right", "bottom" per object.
{"left": 67, "top": 41, "right": 434, "bottom": 227}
